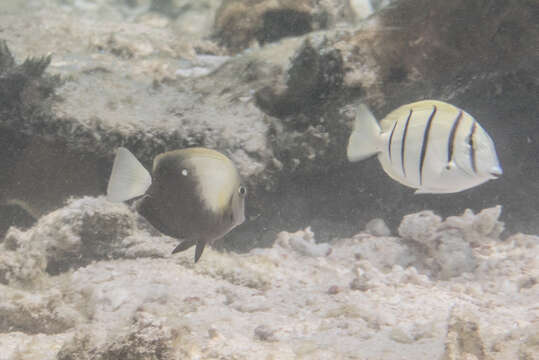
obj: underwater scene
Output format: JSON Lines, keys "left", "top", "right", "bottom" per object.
{"left": 0, "top": 0, "right": 537, "bottom": 359}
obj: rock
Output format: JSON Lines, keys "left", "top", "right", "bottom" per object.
{"left": 346, "top": 234, "right": 416, "bottom": 272}
{"left": 398, "top": 210, "right": 442, "bottom": 245}
{"left": 0, "top": 285, "right": 83, "bottom": 335}
{"left": 349, "top": 276, "right": 370, "bottom": 291}
{"left": 255, "top": 38, "right": 344, "bottom": 118}
{"left": 152, "top": 0, "right": 222, "bottom": 37}
{"left": 0, "top": 196, "right": 168, "bottom": 282}
{"left": 0, "top": 202, "right": 536, "bottom": 359}
{"left": 0, "top": 40, "right": 57, "bottom": 115}
{"left": 347, "top": 0, "right": 374, "bottom": 21}
{"left": 98, "top": 312, "right": 178, "bottom": 360}
{"left": 441, "top": 306, "right": 488, "bottom": 360}
{"left": 519, "top": 326, "right": 539, "bottom": 360}
{"left": 0, "top": 226, "right": 47, "bottom": 285}
{"left": 213, "top": 0, "right": 331, "bottom": 53}
{"left": 254, "top": 324, "right": 277, "bottom": 342}
{"left": 389, "top": 326, "right": 415, "bottom": 344}
{"left": 275, "top": 227, "right": 332, "bottom": 257}
{"left": 365, "top": 218, "right": 391, "bottom": 237}
{"left": 174, "top": 54, "right": 230, "bottom": 78}
{"left": 444, "top": 206, "right": 505, "bottom": 245}
{"left": 434, "top": 229, "right": 478, "bottom": 280}
{"left": 327, "top": 285, "right": 340, "bottom": 294}
{"left": 397, "top": 207, "right": 508, "bottom": 279}
{"left": 57, "top": 312, "right": 179, "bottom": 360}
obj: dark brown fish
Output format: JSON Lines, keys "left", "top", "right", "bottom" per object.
{"left": 107, "top": 147, "right": 246, "bottom": 262}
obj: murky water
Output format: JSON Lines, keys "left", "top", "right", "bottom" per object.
{"left": 0, "top": 1, "right": 537, "bottom": 359}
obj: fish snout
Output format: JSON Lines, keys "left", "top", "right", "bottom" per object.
{"left": 489, "top": 166, "right": 503, "bottom": 179}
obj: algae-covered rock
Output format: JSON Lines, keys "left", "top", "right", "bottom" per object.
{"left": 0, "top": 196, "right": 169, "bottom": 282}
{"left": 398, "top": 206, "right": 505, "bottom": 279}
{"left": 213, "top": 0, "right": 328, "bottom": 53}
{"left": 0, "top": 285, "right": 83, "bottom": 335}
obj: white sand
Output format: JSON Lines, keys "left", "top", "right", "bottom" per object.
{"left": 0, "top": 197, "right": 537, "bottom": 359}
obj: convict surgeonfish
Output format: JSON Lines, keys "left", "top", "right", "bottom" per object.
{"left": 106, "top": 147, "right": 246, "bottom": 262}
{"left": 347, "top": 100, "right": 502, "bottom": 193}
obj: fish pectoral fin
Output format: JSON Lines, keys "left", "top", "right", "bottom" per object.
{"left": 440, "top": 161, "right": 456, "bottom": 175}
{"left": 171, "top": 239, "right": 196, "bottom": 254}
{"left": 442, "top": 160, "right": 474, "bottom": 178}
{"left": 106, "top": 147, "right": 152, "bottom": 202}
{"left": 194, "top": 239, "right": 207, "bottom": 263}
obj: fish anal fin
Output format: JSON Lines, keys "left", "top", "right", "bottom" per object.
{"left": 415, "top": 186, "right": 461, "bottom": 194}
{"left": 171, "top": 239, "right": 195, "bottom": 254}
{"left": 194, "top": 239, "right": 207, "bottom": 263}
{"left": 414, "top": 188, "right": 434, "bottom": 194}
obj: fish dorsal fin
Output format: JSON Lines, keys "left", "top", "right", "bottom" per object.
{"left": 347, "top": 103, "right": 382, "bottom": 162}
{"left": 106, "top": 147, "right": 152, "bottom": 202}
{"left": 152, "top": 147, "right": 231, "bottom": 172}
{"left": 410, "top": 100, "right": 458, "bottom": 112}
{"left": 380, "top": 100, "right": 459, "bottom": 131}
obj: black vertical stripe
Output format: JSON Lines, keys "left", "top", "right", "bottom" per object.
{"left": 388, "top": 120, "right": 398, "bottom": 163}
{"left": 401, "top": 110, "right": 413, "bottom": 177}
{"left": 468, "top": 121, "right": 477, "bottom": 173}
{"left": 419, "top": 105, "right": 437, "bottom": 185}
{"left": 447, "top": 110, "right": 463, "bottom": 163}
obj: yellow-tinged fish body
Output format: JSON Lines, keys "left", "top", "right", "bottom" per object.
{"left": 106, "top": 147, "right": 246, "bottom": 262}
{"left": 347, "top": 100, "right": 502, "bottom": 193}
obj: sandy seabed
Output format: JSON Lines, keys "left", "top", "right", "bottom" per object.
{"left": 0, "top": 197, "right": 537, "bottom": 359}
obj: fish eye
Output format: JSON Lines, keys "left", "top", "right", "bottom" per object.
{"left": 238, "top": 186, "right": 247, "bottom": 196}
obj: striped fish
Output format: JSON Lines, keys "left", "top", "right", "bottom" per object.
{"left": 347, "top": 100, "right": 502, "bottom": 193}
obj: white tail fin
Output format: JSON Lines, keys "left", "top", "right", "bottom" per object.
{"left": 106, "top": 147, "right": 152, "bottom": 202}
{"left": 346, "top": 103, "right": 382, "bottom": 162}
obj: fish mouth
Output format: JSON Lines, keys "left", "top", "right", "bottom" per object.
{"left": 489, "top": 167, "right": 503, "bottom": 179}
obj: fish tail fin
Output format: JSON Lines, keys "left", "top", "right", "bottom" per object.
{"left": 346, "top": 103, "right": 382, "bottom": 162}
{"left": 194, "top": 239, "right": 207, "bottom": 263}
{"left": 106, "top": 147, "right": 152, "bottom": 202}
